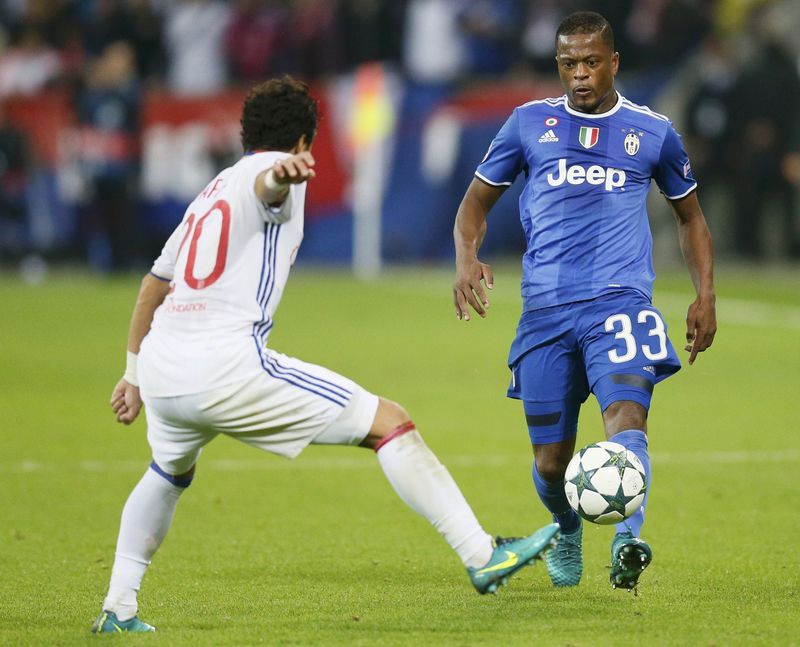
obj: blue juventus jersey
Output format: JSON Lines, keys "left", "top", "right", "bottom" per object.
{"left": 476, "top": 92, "right": 697, "bottom": 310}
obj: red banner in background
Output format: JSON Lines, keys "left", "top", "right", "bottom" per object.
{"left": 5, "top": 91, "right": 73, "bottom": 166}
{"left": 139, "top": 87, "right": 347, "bottom": 216}
{"left": 5, "top": 85, "right": 348, "bottom": 217}
{"left": 444, "top": 80, "right": 562, "bottom": 121}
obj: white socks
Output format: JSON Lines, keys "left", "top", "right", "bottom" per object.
{"left": 376, "top": 429, "right": 493, "bottom": 568}
{"left": 102, "top": 428, "right": 494, "bottom": 619}
{"left": 103, "top": 467, "right": 184, "bottom": 620}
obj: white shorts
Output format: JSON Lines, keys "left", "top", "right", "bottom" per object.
{"left": 144, "top": 349, "right": 380, "bottom": 475}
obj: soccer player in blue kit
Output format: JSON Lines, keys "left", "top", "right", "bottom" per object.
{"left": 452, "top": 11, "right": 717, "bottom": 590}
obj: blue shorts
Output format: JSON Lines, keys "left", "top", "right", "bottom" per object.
{"left": 507, "top": 291, "right": 681, "bottom": 444}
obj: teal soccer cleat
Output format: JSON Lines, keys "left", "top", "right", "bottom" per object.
{"left": 91, "top": 610, "right": 156, "bottom": 633}
{"left": 610, "top": 532, "right": 653, "bottom": 591}
{"left": 468, "top": 523, "right": 560, "bottom": 594}
{"left": 545, "top": 520, "right": 583, "bottom": 586}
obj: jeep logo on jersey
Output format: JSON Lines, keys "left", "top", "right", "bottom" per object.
{"left": 546, "top": 158, "right": 626, "bottom": 191}
{"left": 578, "top": 126, "right": 599, "bottom": 149}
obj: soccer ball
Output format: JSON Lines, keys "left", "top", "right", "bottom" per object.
{"left": 564, "top": 441, "right": 647, "bottom": 525}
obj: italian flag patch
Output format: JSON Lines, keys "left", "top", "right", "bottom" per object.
{"left": 578, "top": 126, "right": 600, "bottom": 149}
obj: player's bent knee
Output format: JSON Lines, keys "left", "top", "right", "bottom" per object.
{"left": 535, "top": 461, "right": 567, "bottom": 483}
{"left": 372, "top": 398, "right": 411, "bottom": 435}
{"left": 602, "top": 400, "right": 648, "bottom": 436}
{"left": 534, "top": 450, "right": 572, "bottom": 482}
{"left": 360, "top": 398, "right": 415, "bottom": 451}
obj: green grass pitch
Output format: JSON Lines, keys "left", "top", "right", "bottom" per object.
{"left": 1, "top": 263, "right": 798, "bottom": 646}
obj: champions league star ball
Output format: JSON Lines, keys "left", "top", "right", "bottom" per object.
{"left": 564, "top": 441, "right": 647, "bottom": 525}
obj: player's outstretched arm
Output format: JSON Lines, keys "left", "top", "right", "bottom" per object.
{"left": 254, "top": 151, "right": 316, "bottom": 208}
{"left": 453, "top": 178, "right": 505, "bottom": 321}
{"left": 669, "top": 191, "right": 717, "bottom": 365}
{"left": 110, "top": 274, "right": 171, "bottom": 425}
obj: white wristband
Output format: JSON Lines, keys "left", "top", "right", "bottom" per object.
{"left": 123, "top": 351, "right": 139, "bottom": 387}
{"left": 264, "top": 169, "right": 289, "bottom": 194}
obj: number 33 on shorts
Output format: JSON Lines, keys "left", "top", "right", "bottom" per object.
{"left": 604, "top": 309, "right": 671, "bottom": 364}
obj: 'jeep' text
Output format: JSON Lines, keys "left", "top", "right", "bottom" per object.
{"left": 546, "top": 158, "right": 626, "bottom": 191}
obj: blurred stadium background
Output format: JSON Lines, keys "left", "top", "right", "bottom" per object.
{"left": 0, "top": 0, "right": 799, "bottom": 274}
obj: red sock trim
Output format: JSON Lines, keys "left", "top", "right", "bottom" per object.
{"left": 374, "top": 421, "right": 416, "bottom": 453}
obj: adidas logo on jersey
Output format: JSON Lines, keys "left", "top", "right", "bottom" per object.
{"left": 538, "top": 129, "right": 559, "bottom": 143}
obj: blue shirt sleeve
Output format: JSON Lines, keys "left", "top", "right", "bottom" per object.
{"left": 475, "top": 109, "right": 526, "bottom": 186}
{"left": 653, "top": 123, "right": 697, "bottom": 200}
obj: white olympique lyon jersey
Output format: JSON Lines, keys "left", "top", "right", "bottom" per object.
{"left": 138, "top": 151, "right": 305, "bottom": 397}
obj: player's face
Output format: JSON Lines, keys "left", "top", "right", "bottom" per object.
{"left": 555, "top": 32, "right": 619, "bottom": 114}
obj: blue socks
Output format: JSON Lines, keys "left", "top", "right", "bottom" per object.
{"left": 533, "top": 430, "right": 650, "bottom": 537}
{"left": 609, "top": 429, "right": 650, "bottom": 537}
{"left": 532, "top": 463, "right": 581, "bottom": 534}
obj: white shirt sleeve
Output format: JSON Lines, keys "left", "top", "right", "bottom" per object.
{"left": 260, "top": 190, "right": 294, "bottom": 224}
{"left": 245, "top": 152, "right": 294, "bottom": 224}
{"left": 150, "top": 216, "right": 189, "bottom": 280}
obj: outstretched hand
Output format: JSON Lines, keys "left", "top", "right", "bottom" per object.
{"left": 453, "top": 258, "right": 494, "bottom": 320}
{"left": 685, "top": 295, "right": 716, "bottom": 364}
{"left": 110, "top": 378, "right": 143, "bottom": 425}
{"left": 272, "top": 151, "right": 316, "bottom": 185}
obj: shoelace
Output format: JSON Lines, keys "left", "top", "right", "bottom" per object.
{"left": 555, "top": 534, "right": 580, "bottom": 560}
{"left": 494, "top": 535, "right": 523, "bottom": 546}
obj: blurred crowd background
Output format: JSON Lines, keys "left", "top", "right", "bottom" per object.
{"left": 0, "top": 0, "right": 799, "bottom": 273}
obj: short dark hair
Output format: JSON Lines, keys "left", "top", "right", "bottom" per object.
{"left": 240, "top": 76, "right": 319, "bottom": 153}
{"left": 555, "top": 11, "right": 614, "bottom": 51}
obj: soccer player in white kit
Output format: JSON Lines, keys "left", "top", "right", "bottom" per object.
{"left": 92, "top": 77, "right": 560, "bottom": 633}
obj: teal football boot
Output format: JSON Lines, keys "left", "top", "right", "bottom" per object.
{"left": 91, "top": 610, "right": 156, "bottom": 633}
{"left": 610, "top": 531, "right": 653, "bottom": 591}
{"left": 545, "top": 519, "right": 583, "bottom": 586}
{"left": 468, "top": 523, "right": 560, "bottom": 594}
